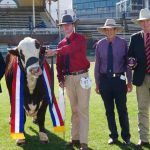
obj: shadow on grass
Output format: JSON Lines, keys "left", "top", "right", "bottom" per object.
{"left": 21, "top": 126, "right": 66, "bottom": 150}
{"left": 21, "top": 127, "right": 94, "bottom": 150}
{"left": 114, "top": 140, "right": 150, "bottom": 150}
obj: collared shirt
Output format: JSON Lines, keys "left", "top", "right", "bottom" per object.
{"left": 94, "top": 36, "right": 132, "bottom": 85}
{"left": 56, "top": 32, "right": 90, "bottom": 82}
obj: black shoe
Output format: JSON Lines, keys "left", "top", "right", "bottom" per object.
{"left": 136, "top": 140, "right": 149, "bottom": 147}
{"left": 108, "top": 138, "right": 118, "bottom": 145}
{"left": 124, "top": 139, "right": 130, "bottom": 145}
{"left": 65, "top": 140, "right": 80, "bottom": 147}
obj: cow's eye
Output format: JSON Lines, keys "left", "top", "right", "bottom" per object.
{"left": 20, "top": 50, "right": 25, "bottom": 63}
{"left": 35, "top": 40, "right": 40, "bottom": 49}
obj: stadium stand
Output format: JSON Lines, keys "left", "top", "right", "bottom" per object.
{"left": 77, "top": 18, "right": 141, "bottom": 56}
{"left": 0, "top": 0, "right": 59, "bottom": 56}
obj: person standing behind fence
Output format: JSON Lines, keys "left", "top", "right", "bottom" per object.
{"left": 94, "top": 19, "right": 132, "bottom": 145}
{"left": 128, "top": 8, "right": 150, "bottom": 147}
{"left": 46, "top": 14, "right": 91, "bottom": 150}
{"left": 0, "top": 52, "right": 5, "bottom": 94}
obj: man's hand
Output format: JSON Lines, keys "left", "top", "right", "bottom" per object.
{"left": 45, "top": 49, "right": 57, "bottom": 57}
{"left": 95, "top": 84, "right": 100, "bottom": 94}
{"left": 127, "top": 57, "right": 137, "bottom": 69}
{"left": 127, "top": 83, "right": 133, "bottom": 93}
{"left": 59, "top": 81, "right": 65, "bottom": 88}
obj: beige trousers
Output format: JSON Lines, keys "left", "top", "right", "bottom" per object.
{"left": 65, "top": 72, "right": 91, "bottom": 144}
{"left": 136, "top": 74, "right": 150, "bottom": 142}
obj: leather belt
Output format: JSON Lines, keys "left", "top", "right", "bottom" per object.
{"left": 100, "top": 73, "right": 124, "bottom": 77}
{"left": 146, "top": 73, "right": 150, "bottom": 75}
{"left": 67, "top": 70, "right": 88, "bottom": 76}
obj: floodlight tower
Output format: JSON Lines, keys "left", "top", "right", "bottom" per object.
{"left": 144, "top": 0, "right": 149, "bottom": 8}
{"left": 57, "top": 0, "right": 61, "bottom": 41}
{"left": 32, "top": 0, "right": 35, "bottom": 29}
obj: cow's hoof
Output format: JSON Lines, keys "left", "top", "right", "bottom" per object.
{"left": 32, "top": 116, "right": 38, "bottom": 125}
{"left": 16, "top": 139, "right": 25, "bottom": 146}
{"left": 39, "top": 132, "right": 49, "bottom": 144}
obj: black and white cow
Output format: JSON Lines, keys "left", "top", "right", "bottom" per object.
{"left": 5, "top": 37, "right": 50, "bottom": 145}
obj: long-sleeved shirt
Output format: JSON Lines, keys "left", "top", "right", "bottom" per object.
{"left": 56, "top": 32, "right": 90, "bottom": 83}
{"left": 0, "top": 52, "right": 5, "bottom": 93}
{"left": 94, "top": 36, "right": 132, "bottom": 86}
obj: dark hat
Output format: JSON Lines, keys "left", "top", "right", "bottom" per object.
{"left": 58, "top": 14, "right": 78, "bottom": 26}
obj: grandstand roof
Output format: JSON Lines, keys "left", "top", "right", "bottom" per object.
{"left": 0, "top": 0, "right": 57, "bottom": 7}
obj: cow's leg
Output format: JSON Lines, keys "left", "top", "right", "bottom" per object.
{"left": 16, "top": 111, "right": 26, "bottom": 146}
{"left": 37, "top": 100, "right": 49, "bottom": 143}
{"left": 32, "top": 115, "right": 38, "bottom": 125}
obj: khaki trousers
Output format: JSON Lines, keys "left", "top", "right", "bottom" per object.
{"left": 136, "top": 74, "right": 150, "bottom": 142}
{"left": 65, "top": 72, "right": 91, "bottom": 144}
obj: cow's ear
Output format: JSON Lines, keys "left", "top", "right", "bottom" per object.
{"left": 7, "top": 47, "right": 19, "bottom": 56}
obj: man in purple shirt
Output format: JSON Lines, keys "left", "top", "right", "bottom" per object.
{"left": 94, "top": 19, "right": 132, "bottom": 145}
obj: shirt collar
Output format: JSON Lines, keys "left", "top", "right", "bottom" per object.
{"left": 66, "top": 32, "right": 76, "bottom": 42}
{"left": 106, "top": 36, "right": 117, "bottom": 44}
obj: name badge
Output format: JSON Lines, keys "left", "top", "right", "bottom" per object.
{"left": 80, "top": 77, "right": 92, "bottom": 89}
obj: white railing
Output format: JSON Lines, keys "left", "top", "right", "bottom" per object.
{"left": 0, "top": 4, "right": 17, "bottom": 8}
{"left": 116, "top": 0, "right": 144, "bottom": 18}
{"left": 0, "top": 28, "right": 58, "bottom": 35}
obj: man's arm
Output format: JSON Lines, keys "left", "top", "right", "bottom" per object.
{"left": 57, "top": 35, "right": 86, "bottom": 55}
{"left": 123, "top": 40, "right": 132, "bottom": 93}
{"left": 94, "top": 43, "right": 101, "bottom": 94}
{"left": 0, "top": 52, "right": 5, "bottom": 80}
{"left": 128, "top": 35, "right": 135, "bottom": 58}
{"left": 128, "top": 35, "right": 138, "bottom": 70}
{"left": 56, "top": 53, "right": 64, "bottom": 84}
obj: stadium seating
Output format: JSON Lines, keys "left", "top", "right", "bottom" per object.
{"left": 0, "top": 7, "right": 55, "bottom": 29}
{"left": 0, "top": 6, "right": 59, "bottom": 55}
{"left": 76, "top": 18, "right": 141, "bottom": 56}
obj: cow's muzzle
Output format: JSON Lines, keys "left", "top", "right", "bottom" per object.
{"left": 29, "top": 66, "right": 42, "bottom": 77}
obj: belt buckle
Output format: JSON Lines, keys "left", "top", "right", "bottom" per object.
{"left": 112, "top": 74, "right": 116, "bottom": 77}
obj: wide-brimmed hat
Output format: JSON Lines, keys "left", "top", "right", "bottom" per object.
{"left": 58, "top": 14, "right": 78, "bottom": 26}
{"left": 97, "top": 19, "right": 123, "bottom": 34}
{"left": 134, "top": 8, "right": 150, "bottom": 23}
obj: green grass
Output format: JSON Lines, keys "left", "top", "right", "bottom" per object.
{"left": 0, "top": 62, "right": 149, "bottom": 150}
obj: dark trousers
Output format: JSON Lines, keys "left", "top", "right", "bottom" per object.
{"left": 99, "top": 75, "right": 130, "bottom": 141}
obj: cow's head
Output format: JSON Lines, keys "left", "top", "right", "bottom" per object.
{"left": 9, "top": 37, "right": 44, "bottom": 93}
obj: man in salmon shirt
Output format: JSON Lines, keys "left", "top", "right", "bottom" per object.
{"left": 47, "top": 14, "right": 91, "bottom": 150}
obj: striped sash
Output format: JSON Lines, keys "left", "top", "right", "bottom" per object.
{"left": 11, "top": 59, "right": 25, "bottom": 139}
{"left": 11, "top": 59, "right": 64, "bottom": 140}
{"left": 42, "top": 60, "right": 64, "bottom": 132}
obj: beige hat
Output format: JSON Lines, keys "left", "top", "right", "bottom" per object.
{"left": 133, "top": 8, "right": 150, "bottom": 23}
{"left": 97, "top": 19, "right": 123, "bottom": 34}
{"left": 137, "top": 8, "right": 150, "bottom": 21}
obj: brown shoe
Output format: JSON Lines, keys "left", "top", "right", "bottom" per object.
{"left": 80, "top": 143, "right": 88, "bottom": 150}
{"left": 65, "top": 140, "right": 80, "bottom": 147}
{"left": 136, "top": 140, "right": 149, "bottom": 147}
